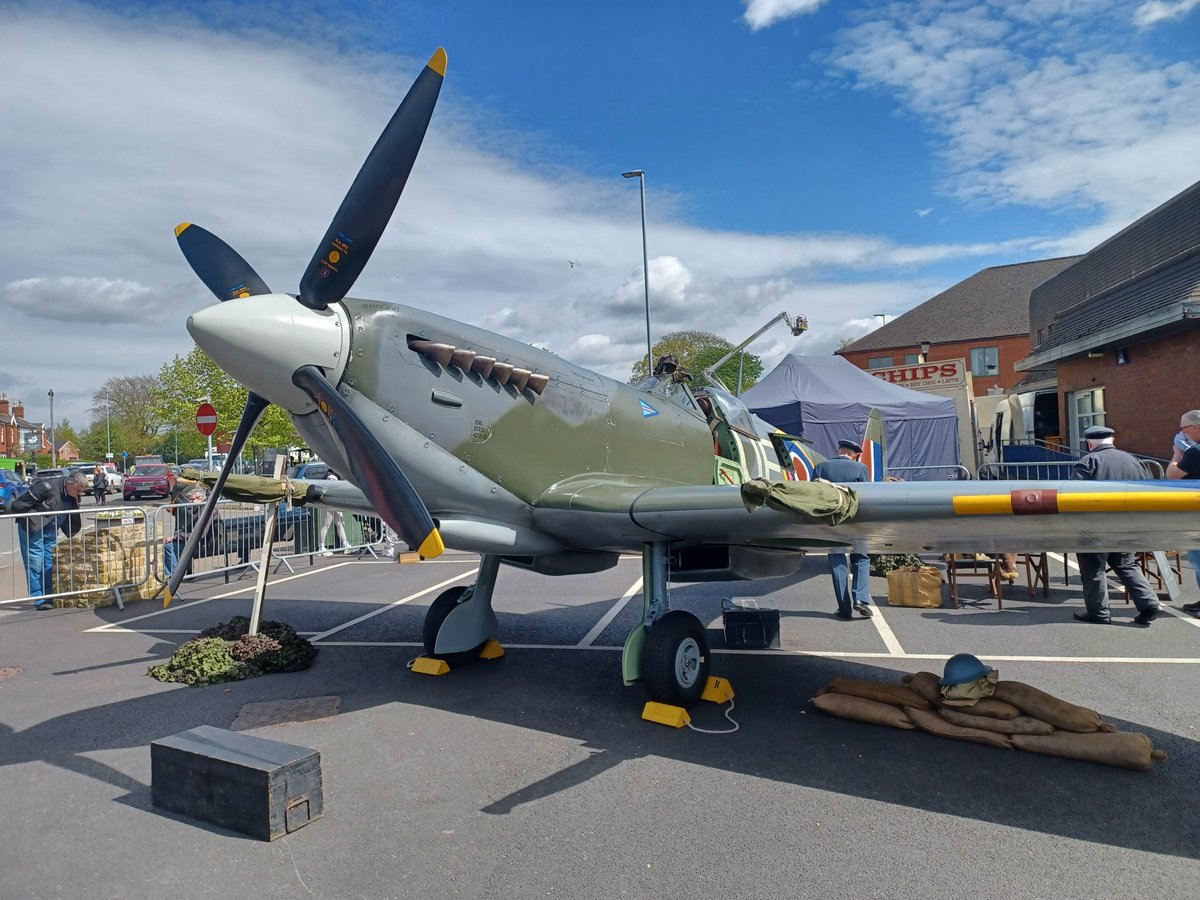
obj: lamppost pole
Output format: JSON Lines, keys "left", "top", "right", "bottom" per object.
{"left": 47, "top": 389, "right": 56, "bottom": 467}
{"left": 105, "top": 390, "right": 112, "bottom": 460}
{"left": 622, "top": 169, "right": 652, "bottom": 377}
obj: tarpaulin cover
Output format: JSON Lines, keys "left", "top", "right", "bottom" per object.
{"left": 741, "top": 355, "right": 959, "bottom": 477}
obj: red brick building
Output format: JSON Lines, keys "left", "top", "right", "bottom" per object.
{"left": 838, "top": 257, "right": 1081, "bottom": 397}
{"left": 0, "top": 395, "right": 49, "bottom": 459}
{"left": 1018, "top": 179, "right": 1200, "bottom": 458}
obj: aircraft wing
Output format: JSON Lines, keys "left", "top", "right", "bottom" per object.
{"left": 535, "top": 477, "right": 1200, "bottom": 555}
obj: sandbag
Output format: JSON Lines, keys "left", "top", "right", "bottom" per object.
{"left": 903, "top": 706, "right": 1013, "bottom": 749}
{"left": 937, "top": 708, "right": 1054, "bottom": 735}
{"left": 821, "top": 677, "right": 931, "bottom": 709}
{"left": 993, "top": 681, "right": 1114, "bottom": 733}
{"left": 1012, "top": 731, "right": 1167, "bottom": 771}
{"left": 954, "top": 697, "right": 1023, "bottom": 720}
{"left": 902, "top": 672, "right": 942, "bottom": 706}
{"left": 811, "top": 693, "right": 916, "bottom": 730}
{"left": 902, "top": 672, "right": 1021, "bottom": 718}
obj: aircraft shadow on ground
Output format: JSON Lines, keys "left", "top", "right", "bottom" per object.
{"left": 4, "top": 586, "right": 1198, "bottom": 857}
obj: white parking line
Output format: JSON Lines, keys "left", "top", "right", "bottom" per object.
{"left": 870, "top": 606, "right": 905, "bottom": 655}
{"left": 309, "top": 568, "right": 479, "bottom": 642}
{"left": 578, "top": 576, "right": 643, "bottom": 646}
{"left": 85, "top": 561, "right": 361, "bottom": 632}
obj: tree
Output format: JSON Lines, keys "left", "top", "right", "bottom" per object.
{"left": 89, "top": 376, "right": 166, "bottom": 457}
{"left": 153, "top": 348, "right": 299, "bottom": 462}
{"left": 629, "top": 330, "right": 764, "bottom": 392}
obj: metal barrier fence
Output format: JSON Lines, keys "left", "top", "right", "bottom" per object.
{"left": 1, "top": 506, "right": 154, "bottom": 609}
{"left": 978, "top": 458, "right": 1165, "bottom": 480}
{"left": 2, "top": 500, "right": 395, "bottom": 609}
{"left": 885, "top": 465, "right": 973, "bottom": 481}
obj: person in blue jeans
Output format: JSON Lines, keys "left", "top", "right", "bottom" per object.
{"left": 1166, "top": 409, "right": 1200, "bottom": 614}
{"left": 162, "top": 483, "right": 219, "bottom": 578}
{"left": 812, "top": 439, "right": 874, "bottom": 619}
{"left": 8, "top": 470, "right": 88, "bottom": 609}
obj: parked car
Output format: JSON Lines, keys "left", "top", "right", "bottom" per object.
{"left": 70, "top": 462, "right": 123, "bottom": 494}
{"left": 123, "top": 463, "right": 176, "bottom": 500}
{"left": 285, "top": 461, "right": 329, "bottom": 480}
{"left": 0, "top": 468, "right": 28, "bottom": 507}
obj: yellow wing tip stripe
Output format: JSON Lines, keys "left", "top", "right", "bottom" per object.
{"left": 428, "top": 48, "right": 447, "bottom": 76}
{"left": 163, "top": 586, "right": 173, "bottom": 608}
{"left": 174, "top": 222, "right": 191, "bottom": 238}
{"left": 953, "top": 490, "right": 1200, "bottom": 515}
{"left": 418, "top": 529, "right": 445, "bottom": 559}
{"left": 953, "top": 495, "right": 1013, "bottom": 515}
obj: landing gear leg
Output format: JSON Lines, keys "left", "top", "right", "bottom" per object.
{"left": 422, "top": 554, "right": 501, "bottom": 667}
{"left": 621, "top": 541, "right": 710, "bottom": 707}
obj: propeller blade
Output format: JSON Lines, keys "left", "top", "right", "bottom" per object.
{"left": 160, "top": 392, "right": 270, "bottom": 606}
{"left": 297, "top": 48, "right": 446, "bottom": 310}
{"left": 291, "top": 365, "right": 444, "bottom": 558}
{"left": 175, "top": 223, "right": 272, "bottom": 301}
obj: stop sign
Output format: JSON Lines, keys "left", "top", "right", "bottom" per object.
{"left": 195, "top": 402, "right": 217, "bottom": 436}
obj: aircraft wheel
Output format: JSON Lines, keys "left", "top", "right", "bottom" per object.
{"left": 642, "top": 610, "right": 710, "bottom": 707}
{"left": 422, "top": 586, "right": 484, "bottom": 667}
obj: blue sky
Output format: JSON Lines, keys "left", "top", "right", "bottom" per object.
{"left": 2, "top": 0, "right": 1199, "bottom": 430}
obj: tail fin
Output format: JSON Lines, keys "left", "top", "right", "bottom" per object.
{"left": 861, "top": 408, "right": 886, "bottom": 482}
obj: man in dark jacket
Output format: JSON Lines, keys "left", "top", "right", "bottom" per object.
{"left": 1072, "top": 425, "right": 1162, "bottom": 626}
{"left": 812, "top": 439, "right": 873, "bottom": 619}
{"left": 7, "top": 470, "right": 88, "bottom": 608}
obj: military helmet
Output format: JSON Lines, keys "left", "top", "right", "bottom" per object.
{"left": 940, "top": 652, "right": 992, "bottom": 685}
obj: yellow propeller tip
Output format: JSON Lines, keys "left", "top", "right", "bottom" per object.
{"left": 427, "top": 47, "right": 447, "bottom": 76}
{"left": 418, "top": 529, "right": 445, "bottom": 560}
{"left": 174, "top": 222, "right": 191, "bottom": 238}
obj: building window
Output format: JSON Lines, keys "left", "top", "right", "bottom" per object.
{"left": 867, "top": 356, "right": 893, "bottom": 369}
{"left": 903, "top": 353, "right": 921, "bottom": 364}
{"left": 1070, "top": 388, "right": 1105, "bottom": 449}
{"left": 969, "top": 346, "right": 999, "bottom": 377}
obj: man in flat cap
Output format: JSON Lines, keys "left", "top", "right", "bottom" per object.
{"left": 1071, "top": 424, "right": 1162, "bottom": 625}
{"left": 812, "top": 438, "right": 874, "bottom": 619}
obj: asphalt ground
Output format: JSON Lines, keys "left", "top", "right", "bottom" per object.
{"left": 1, "top": 548, "right": 1199, "bottom": 899}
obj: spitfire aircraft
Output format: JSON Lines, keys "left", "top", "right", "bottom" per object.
{"left": 168, "top": 48, "right": 1200, "bottom": 708}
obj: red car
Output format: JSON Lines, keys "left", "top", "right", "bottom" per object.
{"left": 123, "top": 463, "right": 176, "bottom": 500}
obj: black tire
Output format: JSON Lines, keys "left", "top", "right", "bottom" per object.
{"left": 641, "top": 610, "right": 710, "bottom": 707}
{"left": 421, "top": 586, "right": 484, "bottom": 667}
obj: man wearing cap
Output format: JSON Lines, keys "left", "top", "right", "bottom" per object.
{"left": 1071, "top": 424, "right": 1162, "bottom": 625}
{"left": 6, "top": 469, "right": 88, "bottom": 608}
{"left": 812, "top": 439, "right": 874, "bottom": 619}
{"left": 1165, "top": 409, "right": 1200, "bottom": 614}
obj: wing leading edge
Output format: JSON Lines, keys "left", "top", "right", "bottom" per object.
{"left": 536, "top": 477, "right": 1200, "bottom": 556}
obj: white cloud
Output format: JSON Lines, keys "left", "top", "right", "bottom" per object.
{"left": 1133, "top": 0, "right": 1200, "bottom": 27}
{"left": 829, "top": 1, "right": 1200, "bottom": 226}
{"left": 742, "top": 0, "right": 831, "bottom": 31}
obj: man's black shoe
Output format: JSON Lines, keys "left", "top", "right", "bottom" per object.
{"left": 834, "top": 611, "right": 855, "bottom": 620}
{"left": 33, "top": 602, "right": 53, "bottom": 611}
{"left": 1073, "top": 611, "right": 1111, "bottom": 625}
{"left": 1181, "top": 600, "right": 1200, "bottom": 613}
{"left": 854, "top": 602, "right": 874, "bottom": 618}
{"left": 1133, "top": 607, "right": 1162, "bottom": 626}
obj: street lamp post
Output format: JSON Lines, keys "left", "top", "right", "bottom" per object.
{"left": 105, "top": 390, "right": 112, "bottom": 460}
{"left": 622, "top": 170, "right": 652, "bottom": 377}
{"left": 47, "top": 389, "right": 56, "bottom": 467}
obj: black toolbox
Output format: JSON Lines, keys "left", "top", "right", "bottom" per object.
{"left": 721, "top": 598, "right": 781, "bottom": 649}
{"left": 151, "top": 725, "right": 323, "bottom": 841}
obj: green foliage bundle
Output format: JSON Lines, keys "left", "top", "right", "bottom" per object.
{"left": 147, "top": 616, "right": 317, "bottom": 686}
{"left": 869, "top": 554, "right": 926, "bottom": 577}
